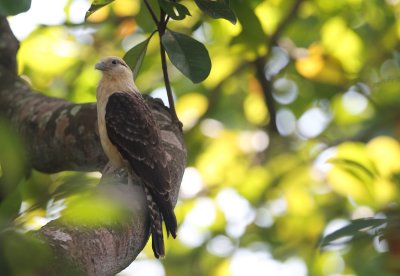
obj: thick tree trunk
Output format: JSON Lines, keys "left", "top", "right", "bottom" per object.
{"left": 0, "top": 17, "right": 186, "bottom": 275}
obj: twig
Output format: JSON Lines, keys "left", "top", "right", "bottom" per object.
{"left": 143, "top": 0, "right": 159, "bottom": 25}
{"left": 159, "top": 43, "right": 180, "bottom": 123}
{"left": 254, "top": 0, "right": 304, "bottom": 133}
{"left": 267, "top": 0, "right": 304, "bottom": 54}
{"left": 142, "top": 1, "right": 181, "bottom": 129}
{"left": 158, "top": 10, "right": 182, "bottom": 129}
{"left": 254, "top": 57, "right": 277, "bottom": 132}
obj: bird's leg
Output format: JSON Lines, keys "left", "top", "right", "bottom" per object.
{"left": 101, "top": 161, "right": 114, "bottom": 175}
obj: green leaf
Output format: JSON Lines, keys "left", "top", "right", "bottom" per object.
{"left": 0, "top": 231, "right": 52, "bottom": 275}
{"left": 0, "top": 188, "right": 21, "bottom": 230}
{"left": 0, "top": 0, "right": 31, "bottom": 16}
{"left": 85, "top": 0, "right": 115, "bottom": 20}
{"left": 52, "top": 173, "right": 98, "bottom": 201}
{"left": 328, "top": 158, "right": 378, "bottom": 179}
{"left": 161, "top": 29, "right": 211, "bottom": 83}
{"left": 194, "top": 0, "right": 236, "bottom": 24}
{"left": 123, "top": 38, "right": 152, "bottom": 79}
{"left": 0, "top": 120, "right": 27, "bottom": 194}
{"left": 136, "top": 0, "right": 160, "bottom": 32}
{"left": 230, "top": 0, "right": 265, "bottom": 51}
{"left": 320, "top": 218, "right": 387, "bottom": 247}
{"left": 158, "top": 0, "right": 191, "bottom": 20}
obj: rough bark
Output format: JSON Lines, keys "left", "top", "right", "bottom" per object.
{"left": 0, "top": 17, "right": 186, "bottom": 275}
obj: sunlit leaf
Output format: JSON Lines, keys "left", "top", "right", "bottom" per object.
{"left": 367, "top": 136, "right": 400, "bottom": 177}
{"left": 85, "top": 0, "right": 115, "bottom": 20}
{"left": 161, "top": 29, "right": 211, "bottom": 83}
{"left": 244, "top": 93, "right": 268, "bottom": 125}
{"left": 18, "top": 27, "right": 79, "bottom": 84}
{"left": 295, "top": 44, "right": 347, "bottom": 84}
{"left": 320, "top": 218, "right": 387, "bottom": 247}
{"left": 124, "top": 37, "right": 152, "bottom": 79}
{"left": 194, "top": 0, "right": 236, "bottom": 24}
{"left": 52, "top": 173, "right": 98, "bottom": 201}
{"left": 0, "top": 0, "right": 31, "bottom": 16}
{"left": 328, "top": 158, "right": 378, "bottom": 179}
{"left": 327, "top": 155, "right": 378, "bottom": 203}
{"left": 158, "top": 0, "right": 191, "bottom": 20}
{"left": 321, "top": 17, "right": 363, "bottom": 73}
{"left": 113, "top": 0, "right": 140, "bottom": 17}
{"left": 19, "top": 171, "right": 52, "bottom": 208}
{"left": 62, "top": 194, "right": 128, "bottom": 225}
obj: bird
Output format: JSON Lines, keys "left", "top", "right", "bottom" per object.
{"left": 95, "top": 56, "right": 177, "bottom": 258}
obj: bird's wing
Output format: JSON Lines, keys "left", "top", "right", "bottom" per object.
{"left": 105, "top": 92, "right": 177, "bottom": 238}
{"left": 105, "top": 92, "right": 172, "bottom": 198}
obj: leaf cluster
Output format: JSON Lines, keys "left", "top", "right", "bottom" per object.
{"left": 86, "top": 0, "right": 236, "bottom": 83}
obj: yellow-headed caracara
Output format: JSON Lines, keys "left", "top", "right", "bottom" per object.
{"left": 95, "top": 56, "right": 177, "bottom": 258}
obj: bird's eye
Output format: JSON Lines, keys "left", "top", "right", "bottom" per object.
{"left": 112, "top": 59, "right": 118, "bottom": 65}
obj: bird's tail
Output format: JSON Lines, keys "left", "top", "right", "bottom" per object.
{"left": 162, "top": 204, "right": 177, "bottom": 238}
{"left": 143, "top": 186, "right": 165, "bottom": 258}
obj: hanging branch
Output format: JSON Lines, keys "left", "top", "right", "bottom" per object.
{"left": 254, "top": 0, "right": 304, "bottom": 133}
{"left": 143, "top": 0, "right": 182, "bottom": 129}
{"left": 254, "top": 57, "right": 278, "bottom": 133}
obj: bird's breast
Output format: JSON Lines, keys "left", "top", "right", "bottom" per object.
{"left": 97, "top": 92, "right": 127, "bottom": 168}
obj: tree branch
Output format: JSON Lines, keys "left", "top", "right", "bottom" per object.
{"left": 38, "top": 173, "right": 151, "bottom": 275}
{"left": 185, "top": 0, "right": 304, "bottom": 134}
{"left": 0, "top": 17, "right": 18, "bottom": 74}
{"left": 267, "top": 0, "right": 304, "bottom": 49}
{"left": 254, "top": 57, "right": 278, "bottom": 132}
{"left": 0, "top": 82, "right": 107, "bottom": 173}
{"left": 0, "top": 17, "right": 186, "bottom": 275}
{"left": 253, "top": 0, "right": 305, "bottom": 133}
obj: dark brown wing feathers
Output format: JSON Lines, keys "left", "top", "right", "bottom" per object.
{"left": 105, "top": 92, "right": 177, "bottom": 248}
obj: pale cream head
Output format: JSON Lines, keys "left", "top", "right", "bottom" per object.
{"left": 95, "top": 56, "right": 133, "bottom": 80}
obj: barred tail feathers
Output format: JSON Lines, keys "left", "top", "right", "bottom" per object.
{"left": 144, "top": 186, "right": 165, "bottom": 258}
{"left": 162, "top": 205, "right": 177, "bottom": 238}
{"left": 150, "top": 208, "right": 165, "bottom": 258}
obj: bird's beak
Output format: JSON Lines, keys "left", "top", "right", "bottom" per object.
{"left": 95, "top": 61, "right": 106, "bottom": 71}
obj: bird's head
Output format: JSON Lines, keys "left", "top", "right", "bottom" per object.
{"left": 95, "top": 56, "right": 133, "bottom": 79}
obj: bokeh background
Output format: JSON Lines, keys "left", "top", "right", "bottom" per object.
{"left": 2, "top": 0, "right": 400, "bottom": 275}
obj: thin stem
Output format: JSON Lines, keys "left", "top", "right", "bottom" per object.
{"left": 158, "top": 9, "right": 181, "bottom": 128}
{"left": 160, "top": 42, "right": 179, "bottom": 123}
{"left": 143, "top": 0, "right": 159, "bottom": 25}
{"left": 142, "top": 1, "right": 180, "bottom": 128}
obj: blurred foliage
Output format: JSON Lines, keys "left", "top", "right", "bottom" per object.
{"left": 0, "top": 230, "right": 52, "bottom": 275}
{"left": 2, "top": 0, "right": 400, "bottom": 275}
{"left": 0, "top": 0, "right": 31, "bottom": 16}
